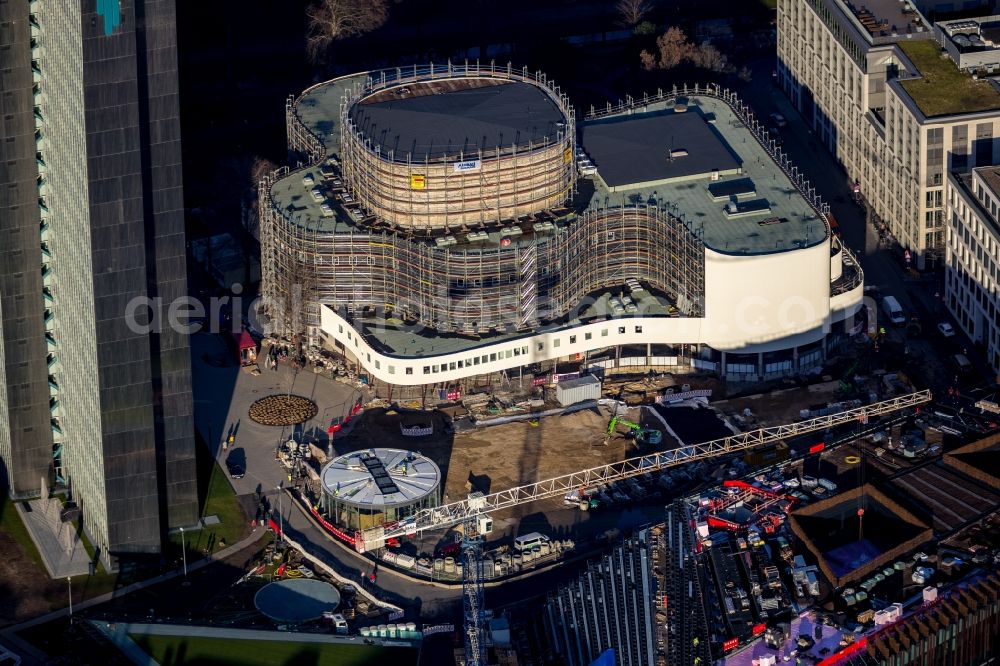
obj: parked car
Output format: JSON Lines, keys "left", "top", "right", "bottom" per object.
{"left": 937, "top": 322, "right": 956, "bottom": 337}
{"left": 226, "top": 459, "right": 245, "bottom": 479}
{"left": 769, "top": 113, "right": 788, "bottom": 127}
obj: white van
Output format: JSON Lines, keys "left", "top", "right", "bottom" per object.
{"left": 514, "top": 532, "right": 549, "bottom": 552}
{"left": 881, "top": 295, "right": 906, "bottom": 326}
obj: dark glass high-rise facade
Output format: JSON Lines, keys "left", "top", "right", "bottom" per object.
{"left": 0, "top": 0, "right": 196, "bottom": 566}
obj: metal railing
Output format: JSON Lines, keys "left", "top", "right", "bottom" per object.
{"left": 585, "top": 82, "right": 832, "bottom": 225}
{"left": 364, "top": 390, "right": 931, "bottom": 545}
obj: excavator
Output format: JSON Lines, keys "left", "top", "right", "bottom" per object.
{"left": 603, "top": 415, "right": 663, "bottom": 447}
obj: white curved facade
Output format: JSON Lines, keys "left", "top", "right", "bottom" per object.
{"left": 320, "top": 242, "right": 863, "bottom": 386}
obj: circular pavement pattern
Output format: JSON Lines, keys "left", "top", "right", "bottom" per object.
{"left": 248, "top": 394, "right": 318, "bottom": 426}
{"left": 254, "top": 578, "right": 341, "bottom": 623}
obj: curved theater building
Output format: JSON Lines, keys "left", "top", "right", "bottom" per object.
{"left": 260, "top": 64, "right": 863, "bottom": 388}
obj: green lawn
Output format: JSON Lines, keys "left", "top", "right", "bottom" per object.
{"left": 167, "top": 434, "right": 249, "bottom": 560}
{"left": 899, "top": 40, "right": 1000, "bottom": 117}
{"left": 0, "top": 494, "right": 46, "bottom": 570}
{"left": 131, "top": 634, "right": 417, "bottom": 666}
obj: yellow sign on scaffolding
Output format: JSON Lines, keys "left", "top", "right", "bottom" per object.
{"left": 564, "top": 148, "right": 572, "bottom": 163}
{"left": 410, "top": 174, "right": 426, "bottom": 190}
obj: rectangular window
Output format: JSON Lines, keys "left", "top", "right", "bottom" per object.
{"left": 375, "top": 360, "right": 380, "bottom": 369}
{"left": 449, "top": 362, "right": 456, "bottom": 370}
{"left": 635, "top": 326, "right": 643, "bottom": 333}
{"left": 537, "top": 342, "right": 544, "bottom": 351}
{"left": 458, "top": 360, "right": 464, "bottom": 368}
{"left": 423, "top": 366, "right": 430, "bottom": 374}
{"left": 554, "top": 339, "right": 560, "bottom": 348}
{"left": 432, "top": 365, "right": 439, "bottom": 373}
{"left": 338, "top": 324, "right": 343, "bottom": 333}
{"left": 601, "top": 329, "right": 608, "bottom": 337}
{"left": 976, "top": 122, "right": 994, "bottom": 166}
{"left": 366, "top": 353, "right": 371, "bottom": 362}
{"left": 406, "top": 367, "right": 413, "bottom": 375}
{"left": 522, "top": 346, "right": 528, "bottom": 355}
{"left": 505, "top": 350, "right": 513, "bottom": 359}
{"left": 481, "top": 355, "right": 488, "bottom": 364}
{"left": 585, "top": 332, "right": 592, "bottom": 340}
{"left": 513, "top": 348, "right": 520, "bottom": 356}
{"left": 618, "top": 326, "right": 626, "bottom": 334}
{"left": 569, "top": 335, "right": 577, "bottom": 344}
{"left": 490, "top": 353, "right": 497, "bottom": 361}
{"left": 473, "top": 357, "right": 479, "bottom": 365}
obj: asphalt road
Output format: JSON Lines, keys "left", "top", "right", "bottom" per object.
{"left": 734, "top": 60, "right": 992, "bottom": 393}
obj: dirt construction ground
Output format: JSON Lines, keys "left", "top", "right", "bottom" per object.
{"left": 331, "top": 404, "right": 676, "bottom": 508}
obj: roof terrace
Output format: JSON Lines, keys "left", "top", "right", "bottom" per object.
{"left": 844, "top": 0, "right": 928, "bottom": 40}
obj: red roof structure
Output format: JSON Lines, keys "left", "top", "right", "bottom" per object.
{"left": 236, "top": 329, "right": 258, "bottom": 366}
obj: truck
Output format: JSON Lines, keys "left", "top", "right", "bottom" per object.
{"left": 881, "top": 295, "right": 906, "bottom": 326}
{"left": 818, "top": 478, "right": 838, "bottom": 493}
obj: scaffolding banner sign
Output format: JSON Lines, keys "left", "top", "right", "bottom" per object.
{"left": 410, "top": 174, "right": 426, "bottom": 189}
{"left": 453, "top": 160, "right": 481, "bottom": 173}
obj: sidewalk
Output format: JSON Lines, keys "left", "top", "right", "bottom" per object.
{"left": 16, "top": 500, "right": 91, "bottom": 578}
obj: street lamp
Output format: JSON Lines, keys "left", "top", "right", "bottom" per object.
{"left": 67, "top": 577, "right": 73, "bottom": 623}
{"left": 276, "top": 482, "right": 284, "bottom": 543}
{"left": 179, "top": 526, "right": 188, "bottom": 581}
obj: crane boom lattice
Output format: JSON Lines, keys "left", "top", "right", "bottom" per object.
{"left": 358, "top": 390, "right": 930, "bottom": 549}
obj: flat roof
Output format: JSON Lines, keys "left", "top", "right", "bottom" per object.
{"left": 321, "top": 448, "right": 440, "bottom": 509}
{"left": 583, "top": 95, "right": 826, "bottom": 254}
{"left": 897, "top": 39, "right": 1000, "bottom": 117}
{"left": 846, "top": 0, "right": 926, "bottom": 39}
{"left": 254, "top": 579, "right": 340, "bottom": 623}
{"left": 580, "top": 110, "right": 742, "bottom": 188}
{"left": 349, "top": 80, "right": 565, "bottom": 161}
{"left": 272, "top": 77, "right": 824, "bottom": 254}
{"left": 354, "top": 285, "right": 677, "bottom": 358}
{"left": 975, "top": 165, "right": 1000, "bottom": 202}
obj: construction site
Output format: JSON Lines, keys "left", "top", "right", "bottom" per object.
{"left": 260, "top": 63, "right": 864, "bottom": 403}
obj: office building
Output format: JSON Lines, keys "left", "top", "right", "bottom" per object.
{"left": 946, "top": 167, "right": 1000, "bottom": 373}
{"left": 0, "top": 0, "right": 197, "bottom": 566}
{"left": 777, "top": 0, "right": 1000, "bottom": 268}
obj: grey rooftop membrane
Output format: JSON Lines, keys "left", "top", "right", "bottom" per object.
{"left": 583, "top": 95, "right": 826, "bottom": 255}
{"left": 350, "top": 80, "right": 565, "bottom": 161}
{"left": 580, "top": 109, "right": 742, "bottom": 188}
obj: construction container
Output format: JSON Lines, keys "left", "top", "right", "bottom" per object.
{"left": 434, "top": 558, "right": 444, "bottom": 572}
{"left": 555, "top": 375, "right": 601, "bottom": 406}
{"left": 444, "top": 557, "right": 456, "bottom": 573}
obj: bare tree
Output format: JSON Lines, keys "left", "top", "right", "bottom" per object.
{"left": 616, "top": 0, "right": 653, "bottom": 27}
{"left": 691, "top": 43, "right": 728, "bottom": 73}
{"left": 306, "top": 0, "right": 389, "bottom": 62}
{"left": 640, "top": 27, "right": 693, "bottom": 71}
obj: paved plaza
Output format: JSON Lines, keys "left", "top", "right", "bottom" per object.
{"left": 190, "top": 331, "right": 365, "bottom": 497}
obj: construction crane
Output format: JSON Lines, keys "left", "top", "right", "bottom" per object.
{"left": 351, "top": 390, "right": 930, "bottom": 666}
{"left": 354, "top": 390, "right": 931, "bottom": 552}
{"left": 461, "top": 495, "right": 490, "bottom": 666}
{"left": 603, "top": 414, "right": 663, "bottom": 446}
